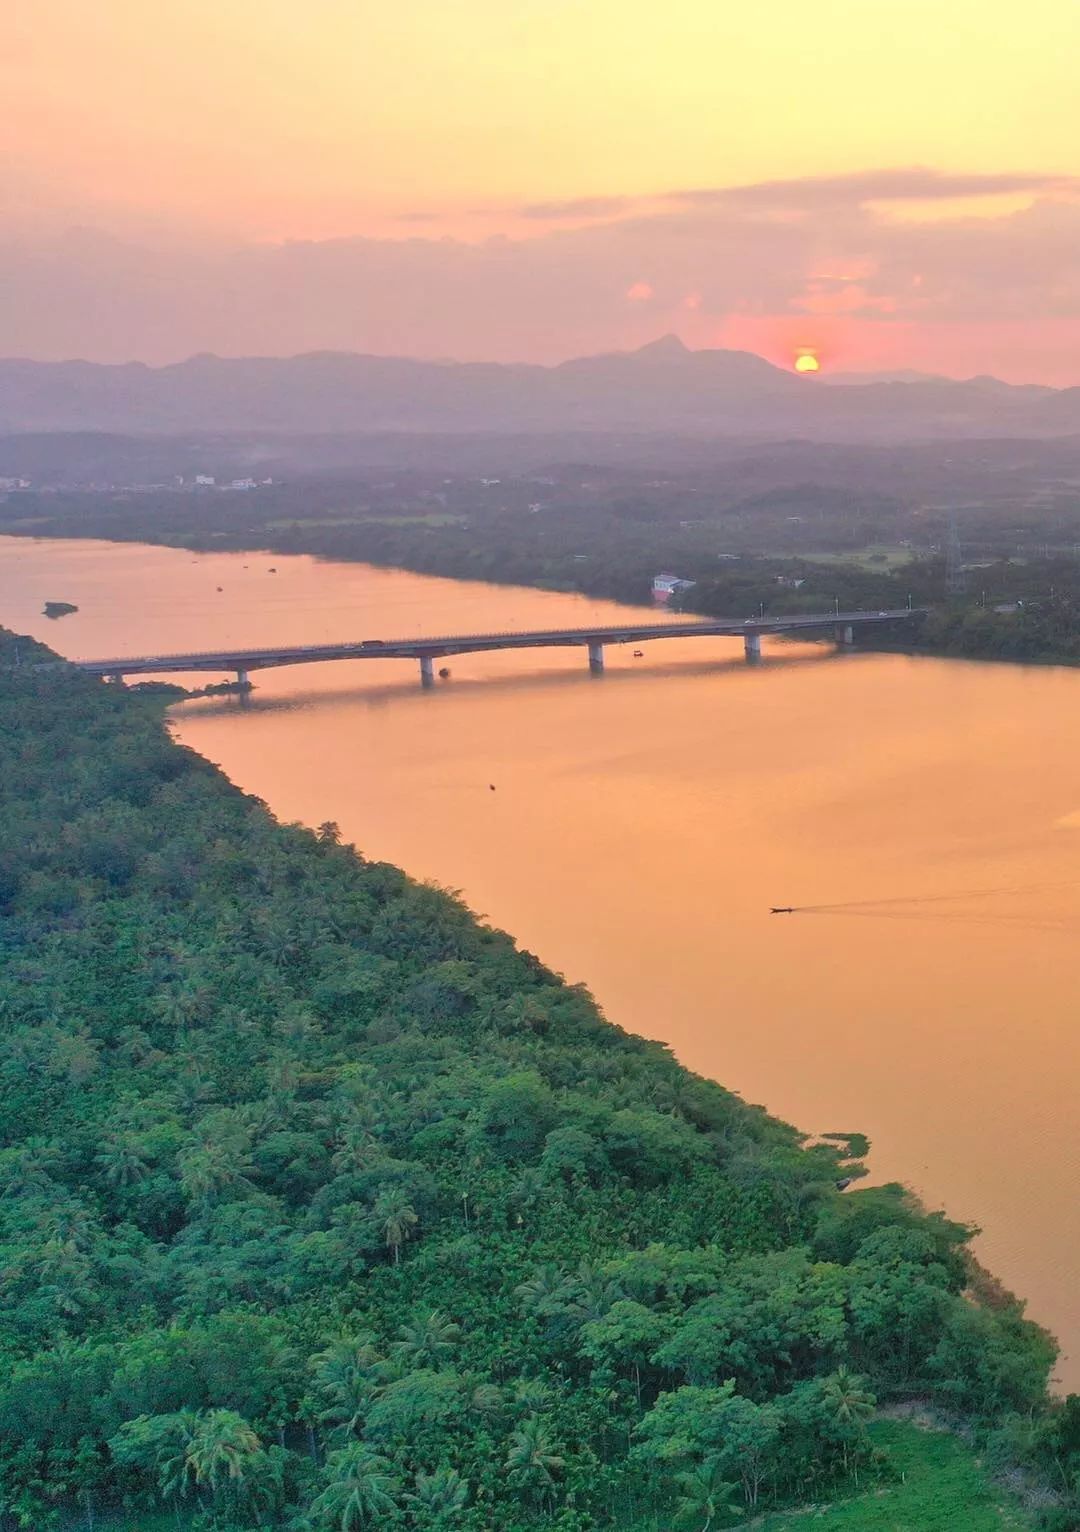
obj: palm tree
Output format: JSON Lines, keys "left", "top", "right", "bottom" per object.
{"left": 35, "top": 1236, "right": 94, "bottom": 1317}
{"left": 470, "top": 1382, "right": 505, "bottom": 1417}
{"left": 505, "top": 1415, "right": 564, "bottom": 1511}
{"left": 392, "top": 1310, "right": 461, "bottom": 1369}
{"left": 260, "top": 920, "right": 301, "bottom": 969}
{"left": 311, "top": 1336, "right": 385, "bottom": 1435}
{"left": 183, "top": 1409, "right": 261, "bottom": 1496}
{"left": 507, "top": 1167, "right": 545, "bottom": 1221}
{"left": 566, "top": 1262, "right": 622, "bottom": 1326}
{"left": 674, "top": 1457, "right": 744, "bottom": 1531}
{"left": 374, "top": 1188, "right": 419, "bottom": 1265}
{"left": 310, "top": 1444, "right": 401, "bottom": 1530}
{"left": 1, "top": 1138, "right": 61, "bottom": 1198}
{"left": 514, "top": 1262, "right": 567, "bottom": 1316}
{"left": 110, "top": 1405, "right": 198, "bottom": 1519}
{"left": 823, "top": 1367, "right": 875, "bottom": 1481}
{"left": 176, "top": 1137, "right": 254, "bottom": 1209}
{"left": 151, "top": 981, "right": 204, "bottom": 1035}
{"left": 332, "top": 1115, "right": 379, "bottom": 1173}
{"left": 512, "top": 1377, "right": 553, "bottom": 1412}
{"left": 405, "top": 1466, "right": 469, "bottom": 1525}
{"left": 95, "top": 1134, "right": 149, "bottom": 1189}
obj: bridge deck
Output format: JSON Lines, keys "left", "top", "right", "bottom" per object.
{"left": 74, "top": 609, "right": 921, "bottom": 677}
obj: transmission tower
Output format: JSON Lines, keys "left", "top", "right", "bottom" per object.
{"left": 945, "top": 507, "right": 966, "bottom": 596}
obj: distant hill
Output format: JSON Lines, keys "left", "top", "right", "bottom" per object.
{"left": 0, "top": 337, "right": 1076, "bottom": 441}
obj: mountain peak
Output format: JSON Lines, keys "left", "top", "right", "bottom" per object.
{"left": 633, "top": 333, "right": 690, "bottom": 360}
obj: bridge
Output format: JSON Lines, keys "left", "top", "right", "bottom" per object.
{"left": 74, "top": 609, "right": 923, "bottom": 689}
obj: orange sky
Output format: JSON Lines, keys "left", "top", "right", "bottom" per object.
{"left": 5, "top": 0, "right": 1080, "bottom": 377}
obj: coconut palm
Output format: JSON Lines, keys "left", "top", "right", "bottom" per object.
{"left": 183, "top": 1409, "right": 261, "bottom": 1496}
{"left": 567, "top": 1262, "right": 622, "bottom": 1324}
{"left": 823, "top": 1367, "right": 875, "bottom": 1481}
{"left": 95, "top": 1134, "right": 149, "bottom": 1189}
{"left": 514, "top": 1262, "right": 567, "bottom": 1316}
{"left": 512, "top": 1377, "right": 554, "bottom": 1412}
{"left": 470, "top": 1382, "right": 505, "bottom": 1417}
{"left": 374, "top": 1187, "right": 419, "bottom": 1265}
{"left": 311, "top": 1336, "right": 386, "bottom": 1435}
{"left": 392, "top": 1310, "right": 461, "bottom": 1369}
{"left": 507, "top": 1167, "right": 546, "bottom": 1221}
{"left": 331, "top": 1115, "right": 379, "bottom": 1173}
{"left": 1, "top": 1138, "right": 61, "bottom": 1198}
{"left": 35, "top": 1235, "right": 94, "bottom": 1317}
{"left": 674, "top": 1457, "right": 744, "bottom": 1531}
{"left": 109, "top": 1406, "right": 198, "bottom": 1513}
{"left": 405, "top": 1466, "right": 469, "bottom": 1525}
{"left": 505, "top": 1414, "right": 564, "bottom": 1510}
{"left": 310, "top": 1444, "right": 401, "bottom": 1530}
{"left": 176, "top": 1136, "right": 253, "bottom": 1209}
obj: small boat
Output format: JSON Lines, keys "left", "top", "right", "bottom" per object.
{"left": 770, "top": 906, "right": 795, "bottom": 914}
{"left": 633, "top": 649, "right": 644, "bottom": 657}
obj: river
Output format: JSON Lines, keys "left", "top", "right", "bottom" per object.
{"left": 4, "top": 533, "right": 1079, "bottom": 1388}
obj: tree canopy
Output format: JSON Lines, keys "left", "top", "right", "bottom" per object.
{"left": 0, "top": 631, "right": 1063, "bottom": 1529}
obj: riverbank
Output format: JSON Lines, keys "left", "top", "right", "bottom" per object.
{"left": 5, "top": 533, "right": 1080, "bottom": 1401}
{"left": 0, "top": 626, "right": 1065, "bottom": 1529}
{"left": 9, "top": 497, "right": 1080, "bottom": 671}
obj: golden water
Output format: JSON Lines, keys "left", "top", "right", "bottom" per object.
{"left": 5, "top": 535, "right": 1079, "bottom": 1387}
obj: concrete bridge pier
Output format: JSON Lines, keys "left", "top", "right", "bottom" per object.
{"left": 744, "top": 632, "right": 761, "bottom": 662}
{"left": 106, "top": 672, "right": 125, "bottom": 685}
{"left": 587, "top": 641, "right": 605, "bottom": 675}
{"left": 236, "top": 668, "right": 250, "bottom": 689}
{"left": 419, "top": 654, "right": 435, "bottom": 688}
{"left": 835, "top": 624, "right": 855, "bottom": 647}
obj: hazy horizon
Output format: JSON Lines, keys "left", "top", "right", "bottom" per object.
{"left": 0, "top": 329, "right": 1059, "bottom": 391}
{"left": 6, "top": 1, "right": 1080, "bottom": 384}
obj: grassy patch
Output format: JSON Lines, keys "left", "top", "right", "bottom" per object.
{"left": 755, "top": 1420, "right": 1030, "bottom": 1531}
{"left": 623, "top": 1422, "right": 1031, "bottom": 1532}
{"left": 799, "top": 545, "right": 917, "bottom": 572}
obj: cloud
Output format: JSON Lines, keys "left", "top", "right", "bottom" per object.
{"left": 501, "top": 168, "right": 1080, "bottom": 224}
{"left": 519, "top": 195, "right": 634, "bottom": 221}
{"left": 3, "top": 170, "right": 1080, "bottom": 381}
{"left": 668, "top": 167, "right": 1078, "bottom": 210}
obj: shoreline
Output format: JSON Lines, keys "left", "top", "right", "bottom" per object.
{"left": 6, "top": 520, "right": 1080, "bottom": 674}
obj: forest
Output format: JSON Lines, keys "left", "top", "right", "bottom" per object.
{"left": 0, "top": 631, "right": 1076, "bottom": 1530}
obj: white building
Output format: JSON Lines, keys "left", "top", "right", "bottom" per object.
{"left": 651, "top": 572, "right": 696, "bottom": 604}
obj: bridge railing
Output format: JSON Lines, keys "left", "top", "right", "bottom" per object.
{"left": 75, "top": 609, "right": 923, "bottom": 670}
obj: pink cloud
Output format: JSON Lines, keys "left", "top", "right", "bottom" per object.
{"left": 4, "top": 170, "right": 1080, "bottom": 382}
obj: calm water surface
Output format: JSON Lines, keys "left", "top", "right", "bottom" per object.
{"left": 4, "top": 535, "right": 1079, "bottom": 1387}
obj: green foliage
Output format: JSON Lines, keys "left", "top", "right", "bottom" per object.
{"left": 756, "top": 1418, "right": 1032, "bottom": 1530}
{"left": 0, "top": 645, "right": 1057, "bottom": 1529}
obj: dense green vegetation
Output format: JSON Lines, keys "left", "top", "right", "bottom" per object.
{"left": 0, "top": 633, "right": 1074, "bottom": 1530}
{"left": 757, "top": 1418, "right": 1030, "bottom": 1532}
{"left": 17, "top": 480, "right": 1080, "bottom": 666}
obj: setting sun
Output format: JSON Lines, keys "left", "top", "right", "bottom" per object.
{"left": 795, "top": 350, "right": 821, "bottom": 373}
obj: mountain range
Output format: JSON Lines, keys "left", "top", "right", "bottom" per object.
{"left": 1, "top": 335, "right": 1077, "bottom": 441}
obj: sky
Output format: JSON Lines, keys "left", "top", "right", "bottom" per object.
{"left": 5, "top": 0, "right": 1080, "bottom": 381}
